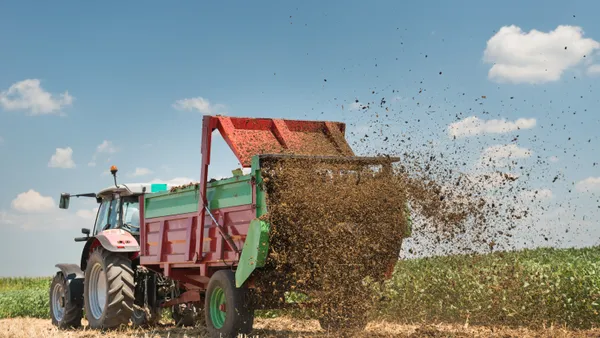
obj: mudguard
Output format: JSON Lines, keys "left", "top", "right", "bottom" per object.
{"left": 55, "top": 263, "right": 84, "bottom": 279}
{"left": 55, "top": 263, "right": 84, "bottom": 303}
{"left": 235, "top": 218, "right": 270, "bottom": 287}
{"left": 96, "top": 229, "right": 140, "bottom": 252}
{"left": 79, "top": 229, "right": 141, "bottom": 271}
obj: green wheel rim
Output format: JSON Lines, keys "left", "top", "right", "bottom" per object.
{"left": 210, "top": 287, "right": 226, "bottom": 329}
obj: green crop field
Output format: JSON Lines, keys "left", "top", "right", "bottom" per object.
{"left": 1, "top": 246, "right": 599, "bottom": 329}
{"left": 374, "top": 246, "right": 600, "bottom": 329}
{"left": 0, "top": 277, "right": 50, "bottom": 319}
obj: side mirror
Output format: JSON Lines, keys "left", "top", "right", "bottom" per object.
{"left": 59, "top": 193, "right": 70, "bottom": 209}
{"left": 75, "top": 228, "right": 91, "bottom": 243}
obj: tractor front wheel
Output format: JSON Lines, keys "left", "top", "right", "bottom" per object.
{"left": 49, "top": 272, "right": 83, "bottom": 329}
{"left": 83, "top": 248, "right": 135, "bottom": 329}
{"left": 205, "top": 270, "right": 254, "bottom": 338}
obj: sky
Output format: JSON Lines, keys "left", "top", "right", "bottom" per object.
{"left": 0, "top": 0, "right": 599, "bottom": 276}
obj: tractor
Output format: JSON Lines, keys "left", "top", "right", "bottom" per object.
{"left": 50, "top": 115, "right": 410, "bottom": 337}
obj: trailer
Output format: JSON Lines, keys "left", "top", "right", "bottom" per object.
{"left": 51, "top": 115, "right": 410, "bottom": 337}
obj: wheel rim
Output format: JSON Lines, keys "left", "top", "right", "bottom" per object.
{"left": 88, "top": 262, "right": 107, "bottom": 320}
{"left": 133, "top": 307, "right": 146, "bottom": 320}
{"left": 51, "top": 282, "right": 65, "bottom": 322}
{"left": 209, "top": 287, "right": 226, "bottom": 329}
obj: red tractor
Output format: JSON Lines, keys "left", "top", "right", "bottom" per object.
{"left": 50, "top": 166, "right": 189, "bottom": 329}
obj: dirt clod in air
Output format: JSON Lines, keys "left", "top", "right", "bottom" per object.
{"left": 252, "top": 155, "right": 502, "bottom": 332}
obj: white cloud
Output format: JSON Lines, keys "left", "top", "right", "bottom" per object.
{"left": 130, "top": 167, "right": 153, "bottom": 177}
{"left": 149, "top": 177, "right": 197, "bottom": 186}
{"left": 76, "top": 208, "right": 97, "bottom": 220}
{"left": 0, "top": 207, "right": 85, "bottom": 231}
{"left": 482, "top": 144, "right": 532, "bottom": 160}
{"left": 4, "top": 191, "right": 97, "bottom": 231}
{"left": 346, "top": 101, "right": 362, "bottom": 111}
{"left": 588, "top": 64, "right": 600, "bottom": 76}
{"left": 576, "top": 177, "right": 600, "bottom": 192}
{"left": 0, "top": 79, "right": 73, "bottom": 115}
{"left": 89, "top": 140, "right": 118, "bottom": 167}
{"left": 11, "top": 190, "right": 55, "bottom": 213}
{"left": 96, "top": 140, "right": 117, "bottom": 154}
{"left": 48, "top": 147, "right": 75, "bottom": 169}
{"left": 0, "top": 211, "right": 14, "bottom": 225}
{"left": 478, "top": 144, "right": 532, "bottom": 168}
{"left": 519, "top": 189, "right": 553, "bottom": 201}
{"left": 483, "top": 25, "right": 600, "bottom": 84}
{"left": 448, "top": 116, "right": 536, "bottom": 138}
{"left": 172, "top": 97, "right": 226, "bottom": 115}
{"left": 462, "top": 171, "right": 521, "bottom": 190}
{"left": 548, "top": 155, "right": 559, "bottom": 163}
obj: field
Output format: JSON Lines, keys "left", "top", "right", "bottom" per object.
{"left": 1, "top": 246, "right": 599, "bottom": 337}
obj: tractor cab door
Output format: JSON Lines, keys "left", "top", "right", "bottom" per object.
{"left": 93, "top": 196, "right": 120, "bottom": 235}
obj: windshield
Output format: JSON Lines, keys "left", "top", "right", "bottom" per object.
{"left": 94, "top": 197, "right": 120, "bottom": 234}
{"left": 93, "top": 195, "right": 140, "bottom": 235}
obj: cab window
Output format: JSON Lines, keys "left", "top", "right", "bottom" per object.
{"left": 94, "top": 197, "right": 120, "bottom": 234}
{"left": 106, "top": 197, "right": 120, "bottom": 230}
{"left": 94, "top": 200, "right": 111, "bottom": 235}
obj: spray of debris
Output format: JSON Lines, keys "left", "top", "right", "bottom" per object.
{"left": 249, "top": 153, "right": 520, "bottom": 332}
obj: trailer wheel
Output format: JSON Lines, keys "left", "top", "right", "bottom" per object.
{"left": 49, "top": 272, "right": 83, "bottom": 329}
{"left": 83, "top": 248, "right": 135, "bottom": 329}
{"left": 205, "top": 270, "right": 254, "bottom": 338}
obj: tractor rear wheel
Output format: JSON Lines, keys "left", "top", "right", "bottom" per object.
{"left": 205, "top": 270, "right": 254, "bottom": 338}
{"left": 83, "top": 248, "right": 135, "bottom": 329}
{"left": 49, "top": 272, "right": 83, "bottom": 329}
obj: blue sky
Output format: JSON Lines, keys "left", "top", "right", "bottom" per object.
{"left": 0, "top": 0, "right": 599, "bottom": 276}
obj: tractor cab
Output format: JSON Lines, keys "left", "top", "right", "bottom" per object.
{"left": 58, "top": 166, "right": 174, "bottom": 239}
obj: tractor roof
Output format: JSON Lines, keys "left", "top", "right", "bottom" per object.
{"left": 97, "top": 183, "right": 175, "bottom": 199}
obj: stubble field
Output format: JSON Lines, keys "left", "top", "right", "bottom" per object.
{"left": 1, "top": 246, "right": 599, "bottom": 337}
{"left": 2, "top": 317, "right": 600, "bottom": 338}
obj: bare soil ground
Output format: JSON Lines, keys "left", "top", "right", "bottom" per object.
{"left": 1, "top": 317, "right": 599, "bottom": 338}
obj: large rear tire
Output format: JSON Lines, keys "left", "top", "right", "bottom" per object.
{"left": 83, "top": 248, "right": 135, "bottom": 329}
{"left": 205, "top": 270, "right": 254, "bottom": 338}
{"left": 49, "top": 272, "right": 83, "bottom": 329}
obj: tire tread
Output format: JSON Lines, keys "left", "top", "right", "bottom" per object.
{"left": 50, "top": 273, "right": 83, "bottom": 329}
{"left": 84, "top": 248, "right": 135, "bottom": 329}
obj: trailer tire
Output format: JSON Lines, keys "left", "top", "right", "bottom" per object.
{"left": 49, "top": 272, "right": 83, "bottom": 329}
{"left": 84, "top": 247, "right": 135, "bottom": 329}
{"left": 205, "top": 270, "right": 254, "bottom": 338}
